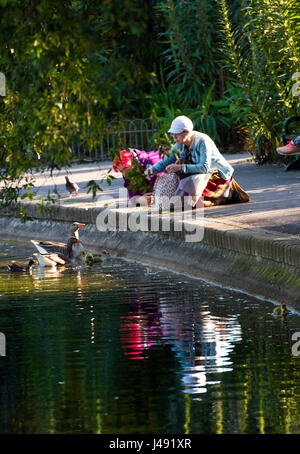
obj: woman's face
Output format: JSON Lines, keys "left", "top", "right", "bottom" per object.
{"left": 171, "top": 131, "right": 189, "bottom": 145}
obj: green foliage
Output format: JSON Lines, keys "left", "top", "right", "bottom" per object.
{"left": 189, "top": 82, "right": 232, "bottom": 142}
{"left": 147, "top": 84, "right": 189, "bottom": 151}
{"left": 148, "top": 81, "right": 235, "bottom": 148}
{"left": 213, "top": 82, "right": 251, "bottom": 127}
{"left": 148, "top": 0, "right": 299, "bottom": 160}
{"left": 1, "top": 0, "right": 299, "bottom": 220}
{"left": 124, "top": 156, "right": 154, "bottom": 195}
{"left": 217, "top": 0, "right": 300, "bottom": 162}
{"left": 86, "top": 180, "right": 103, "bottom": 200}
{"left": 156, "top": 0, "right": 222, "bottom": 105}
{"left": 0, "top": 0, "right": 160, "bottom": 215}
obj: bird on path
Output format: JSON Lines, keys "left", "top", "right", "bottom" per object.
{"left": 8, "top": 258, "right": 37, "bottom": 272}
{"left": 65, "top": 175, "right": 79, "bottom": 197}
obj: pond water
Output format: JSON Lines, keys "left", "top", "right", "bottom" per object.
{"left": 0, "top": 240, "right": 299, "bottom": 434}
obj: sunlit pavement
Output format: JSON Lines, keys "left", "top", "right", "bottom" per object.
{"left": 27, "top": 152, "right": 300, "bottom": 236}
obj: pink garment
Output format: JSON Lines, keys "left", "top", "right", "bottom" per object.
{"left": 123, "top": 149, "right": 166, "bottom": 199}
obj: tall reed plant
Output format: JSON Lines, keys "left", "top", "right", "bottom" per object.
{"left": 218, "top": 0, "right": 300, "bottom": 162}
{"left": 156, "top": 0, "right": 221, "bottom": 105}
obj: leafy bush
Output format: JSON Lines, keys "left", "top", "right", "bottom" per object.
{"left": 218, "top": 0, "right": 300, "bottom": 162}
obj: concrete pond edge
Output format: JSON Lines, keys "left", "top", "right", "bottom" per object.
{"left": 0, "top": 202, "right": 300, "bottom": 310}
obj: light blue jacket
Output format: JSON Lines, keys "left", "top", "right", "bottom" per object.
{"left": 150, "top": 131, "right": 234, "bottom": 180}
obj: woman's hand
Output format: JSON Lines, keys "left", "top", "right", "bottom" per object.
{"left": 130, "top": 193, "right": 153, "bottom": 207}
{"left": 144, "top": 192, "right": 154, "bottom": 206}
{"left": 144, "top": 167, "right": 154, "bottom": 179}
{"left": 166, "top": 163, "right": 182, "bottom": 173}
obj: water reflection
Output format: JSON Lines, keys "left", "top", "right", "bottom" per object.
{"left": 0, "top": 241, "right": 300, "bottom": 434}
{"left": 33, "top": 266, "right": 96, "bottom": 346}
{"left": 120, "top": 288, "right": 242, "bottom": 395}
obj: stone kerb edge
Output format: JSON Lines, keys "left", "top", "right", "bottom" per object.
{"left": 3, "top": 201, "right": 300, "bottom": 269}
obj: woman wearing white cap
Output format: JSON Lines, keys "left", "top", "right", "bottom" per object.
{"left": 145, "top": 115, "right": 249, "bottom": 208}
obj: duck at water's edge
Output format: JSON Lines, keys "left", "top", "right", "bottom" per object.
{"left": 8, "top": 258, "right": 37, "bottom": 272}
{"left": 31, "top": 222, "right": 85, "bottom": 266}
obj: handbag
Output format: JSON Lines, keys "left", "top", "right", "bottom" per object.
{"left": 230, "top": 179, "right": 250, "bottom": 203}
{"left": 153, "top": 173, "right": 180, "bottom": 211}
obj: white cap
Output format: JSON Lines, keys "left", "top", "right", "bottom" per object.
{"left": 168, "top": 116, "right": 193, "bottom": 134}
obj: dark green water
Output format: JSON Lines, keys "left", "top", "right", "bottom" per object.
{"left": 0, "top": 240, "right": 299, "bottom": 434}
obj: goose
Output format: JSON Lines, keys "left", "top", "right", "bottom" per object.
{"left": 33, "top": 238, "right": 83, "bottom": 267}
{"left": 33, "top": 253, "right": 64, "bottom": 267}
{"left": 8, "top": 258, "right": 37, "bottom": 272}
{"left": 32, "top": 247, "right": 77, "bottom": 267}
{"left": 31, "top": 222, "right": 85, "bottom": 263}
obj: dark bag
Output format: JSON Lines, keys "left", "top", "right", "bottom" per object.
{"left": 230, "top": 179, "right": 250, "bottom": 203}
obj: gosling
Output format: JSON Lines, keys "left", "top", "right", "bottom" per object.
{"left": 80, "top": 250, "right": 103, "bottom": 266}
{"left": 80, "top": 250, "right": 94, "bottom": 266}
{"left": 273, "top": 304, "right": 288, "bottom": 316}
